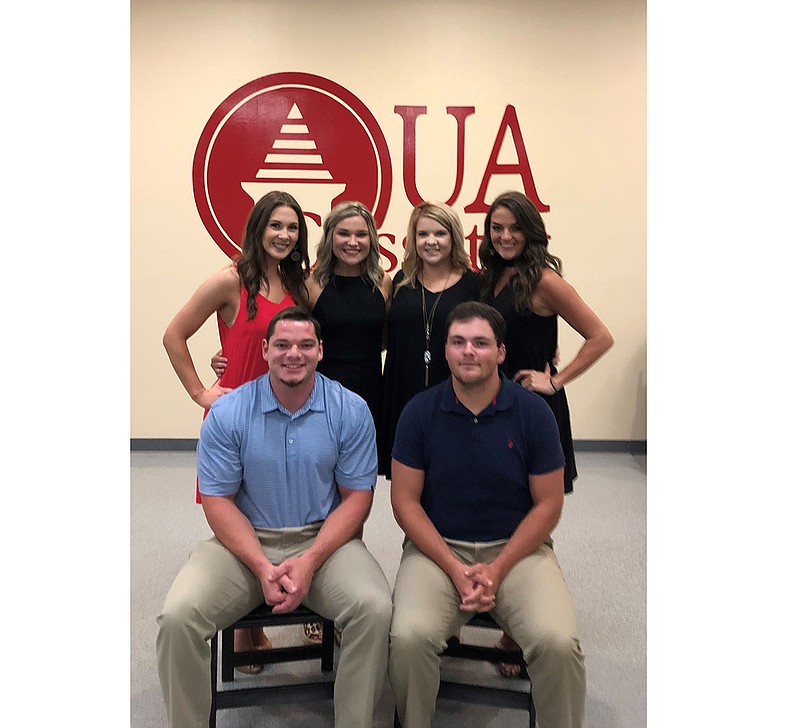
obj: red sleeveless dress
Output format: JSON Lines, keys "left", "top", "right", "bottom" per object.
{"left": 195, "top": 286, "right": 295, "bottom": 502}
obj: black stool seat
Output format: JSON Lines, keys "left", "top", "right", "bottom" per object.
{"left": 210, "top": 603, "right": 335, "bottom": 728}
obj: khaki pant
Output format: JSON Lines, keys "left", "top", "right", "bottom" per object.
{"left": 389, "top": 538, "right": 586, "bottom": 728}
{"left": 156, "top": 524, "right": 392, "bottom": 728}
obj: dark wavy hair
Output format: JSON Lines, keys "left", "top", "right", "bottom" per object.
{"left": 478, "top": 191, "right": 563, "bottom": 313}
{"left": 236, "top": 191, "right": 310, "bottom": 320}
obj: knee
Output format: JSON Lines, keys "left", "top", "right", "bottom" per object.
{"left": 389, "top": 613, "right": 442, "bottom": 659}
{"left": 156, "top": 596, "right": 203, "bottom": 643}
{"left": 531, "top": 629, "right": 584, "bottom": 668}
{"left": 349, "top": 587, "right": 393, "bottom": 632}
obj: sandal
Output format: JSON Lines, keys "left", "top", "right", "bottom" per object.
{"left": 235, "top": 663, "right": 264, "bottom": 675}
{"left": 497, "top": 633, "right": 523, "bottom": 679}
{"left": 303, "top": 621, "right": 323, "bottom": 644}
{"left": 498, "top": 657, "right": 522, "bottom": 678}
{"left": 233, "top": 628, "right": 273, "bottom": 675}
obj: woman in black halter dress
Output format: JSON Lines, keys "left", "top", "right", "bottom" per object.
{"left": 480, "top": 191, "right": 614, "bottom": 494}
{"left": 307, "top": 201, "right": 392, "bottom": 438}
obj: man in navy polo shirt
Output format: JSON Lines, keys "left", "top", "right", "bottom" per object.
{"left": 156, "top": 307, "right": 392, "bottom": 728}
{"left": 388, "top": 301, "right": 586, "bottom": 728}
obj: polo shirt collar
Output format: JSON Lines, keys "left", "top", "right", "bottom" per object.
{"left": 441, "top": 372, "right": 515, "bottom": 416}
{"left": 259, "top": 373, "right": 327, "bottom": 417}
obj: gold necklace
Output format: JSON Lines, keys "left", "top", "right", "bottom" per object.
{"left": 421, "top": 270, "right": 453, "bottom": 387}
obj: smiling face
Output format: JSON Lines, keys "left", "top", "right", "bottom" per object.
{"left": 261, "top": 205, "right": 300, "bottom": 262}
{"left": 415, "top": 215, "right": 453, "bottom": 268}
{"left": 332, "top": 214, "right": 371, "bottom": 273}
{"left": 445, "top": 317, "right": 505, "bottom": 388}
{"left": 263, "top": 319, "right": 323, "bottom": 389}
{"left": 489, "top": 205, "right": 526, "bottom": 262}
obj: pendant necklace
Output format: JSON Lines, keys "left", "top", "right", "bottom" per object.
{"left": 421, "top": 269, "right": 453, "bottom": 387}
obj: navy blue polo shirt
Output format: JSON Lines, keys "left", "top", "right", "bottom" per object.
{"left": 392, "top": 374, "right": 564, "bottom": 541}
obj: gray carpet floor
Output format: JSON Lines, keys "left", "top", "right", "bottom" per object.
{"left": 131, "top": 451, "right": 646, "bottom": 727}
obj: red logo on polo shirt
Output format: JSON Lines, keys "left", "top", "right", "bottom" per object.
{"left": 192, "top": 72, "right": 392, "bottom": 259}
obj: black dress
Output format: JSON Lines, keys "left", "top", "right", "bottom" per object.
{"left": 489, "top": 284, "right": 578, "bottom": 493}
{"left": 380, "top": 270, "right": 481, "bottom": 475}
{"left": 312, "top": 275, "right": 386, "bottom": 439}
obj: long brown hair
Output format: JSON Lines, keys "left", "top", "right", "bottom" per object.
{"left": 235, "top": 191, "right": 310, "bottom": 319}
{"left": 478, "top": 191, "right": 562, "bottom": 313}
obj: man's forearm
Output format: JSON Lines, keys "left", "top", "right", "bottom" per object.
{"left": 490, "top": 502, "right": 561, "bottom": 584}
{"left": 394, "top": 500, "right": 464, "bottom": 581}
{"left": 301, "top": 489, "right": 373, "bottom": 572}
{"left": 202, "top": 495, "right": 273, "bottom": 579}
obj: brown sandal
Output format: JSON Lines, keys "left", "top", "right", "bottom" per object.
{"left": 233, "top": 628, "right": 273, "bottom": 674}
{"left": 498, "top": 654, "right": 522, "bottom": 678}
{"left": 497, "top": 633, "right": 523, "bottom": 678}
{"left": 234, "top": 663, "right": 264, "bottom": 675}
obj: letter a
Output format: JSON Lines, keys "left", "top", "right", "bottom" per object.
{"left": 464, "top": 105, "right": 549, "bottom": 214}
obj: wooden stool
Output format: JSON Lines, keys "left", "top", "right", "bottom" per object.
{"left": 394, "top": 612, "right": 535, "bottom": 727}
{"left": 210, "top": 603, "right": 335, "bottom": 728}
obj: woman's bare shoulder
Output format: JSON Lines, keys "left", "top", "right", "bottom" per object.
{"left": 306, "top": 273, "right": 325, "bottom": 308}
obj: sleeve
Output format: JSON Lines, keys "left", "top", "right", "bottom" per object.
{"left": 196, "top": 406, "right": 243, "bottom": 496}
{"left": 334, "top": 396, "right": 378, "bottom": 491}
{"left": 391, "top": 396, "right": 427, "bottom": 470}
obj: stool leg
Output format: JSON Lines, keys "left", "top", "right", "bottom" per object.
{"left": 321, "top": 620, "right": 334, "bottom": 672}
{"left": 220, "top": 627, "right": 235, "bottom": 682}
{"left": 209, "top": 632, "right": 218, "bottom": 728}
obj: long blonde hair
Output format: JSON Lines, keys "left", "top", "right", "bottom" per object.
{"left": 312, "top": 201, "right": 384, "bottom": 290}
{"left": 396, "top": 201, "right": 472, "bottom": 293}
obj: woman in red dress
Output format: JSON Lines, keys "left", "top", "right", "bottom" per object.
{"left": 163, "top": 190, "right": 310, "bottom": 671}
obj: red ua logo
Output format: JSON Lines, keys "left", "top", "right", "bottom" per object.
{"left": 192, "top": 72, "right": 392, "bottom": 259}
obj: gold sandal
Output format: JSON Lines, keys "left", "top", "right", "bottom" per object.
{"left": 234, "top": 663, "right": 264, "bottom": 675}
{"left": 233, "top": 629, "right": 273, "bottom": 674}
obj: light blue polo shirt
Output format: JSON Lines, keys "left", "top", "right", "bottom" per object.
{"left": 197, "top": 373, "right": 377, "bottom": 529}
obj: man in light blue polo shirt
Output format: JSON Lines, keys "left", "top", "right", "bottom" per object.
{"left": 389, "top": 301, "right": 586, "bottom": 728}
{"left": 156, "top": 307, "right": 392, "bottom": 728}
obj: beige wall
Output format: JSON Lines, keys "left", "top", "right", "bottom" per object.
{"left": 131, "top": 0, "right": 646, "bottom": 441}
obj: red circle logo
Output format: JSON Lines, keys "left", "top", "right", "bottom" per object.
{"left": 193, "top": 72, "right": 393, "bottom": 259}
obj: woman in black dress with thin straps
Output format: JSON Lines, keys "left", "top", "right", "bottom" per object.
{"left": 380, "top": 201, "right": 479, "bottom": 476}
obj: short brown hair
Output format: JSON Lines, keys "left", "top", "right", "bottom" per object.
{"left": 445, "top": 301, "right": 506, "bottom": 345}
{"left": 265, "top": 306, "right": 322, "bottom": 342}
